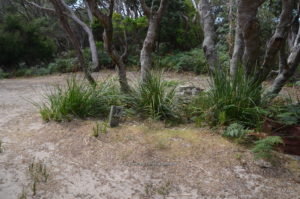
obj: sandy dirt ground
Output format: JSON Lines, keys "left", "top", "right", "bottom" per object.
{"left": 0, "top": 71, "right": 300, "bottom": 199}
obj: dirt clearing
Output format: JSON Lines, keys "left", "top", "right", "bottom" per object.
{"left": 0, "top": 71, "right": 300, "bottom": 199}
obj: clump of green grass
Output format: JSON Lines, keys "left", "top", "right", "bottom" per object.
{"left": 92, "top": 122, "right": 108, "bottom": 137}
{"left": 38, "top": 77, "right": 120, "bottom": 122}
{"left": 191, "top": 69, "right": 266, "bottom": 127}
{"left": 252, "top": 136, "right": 283, "bottom": 160}
{"left": 125, "top": 71, "right": 179, "bottom": 121}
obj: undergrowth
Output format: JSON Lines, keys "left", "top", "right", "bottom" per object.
{"left": 190, "top": 69, "right": 266, "bottom": 127}
{"left": 252, "top": 136, "right": 283, "bottom": 160}
{"left": 37, "top": 77, "right": 120, "bottom": 122}
{"left": 125, "top": 71, "right": 180, "bottom": 122}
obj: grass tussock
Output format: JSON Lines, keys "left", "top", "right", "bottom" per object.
{"left": 38, "top": 77, "right": 120, "bottom": 122}
{"left": 125, "top": 71, "right": 180, "bottom": 121}
{"left": 191, "top": 69, "right": 266, "bottom": 127}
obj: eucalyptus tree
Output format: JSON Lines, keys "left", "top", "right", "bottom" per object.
{"left": 196, "top": 0, "right": 219, "bottom": 71}
{"left": 86, "top": 0, "right": 130, "bottom": 92}
{"left": 139, "top": 0, "right": 168, "bottom": 82}
{"left": 27, "top": 0, "right": 99, "bottom": 70}
{"left": 194, "top": 0, "right": 300, "bottom": 95}
{"left": 27, "top": 0, "right": 96, "bottom": 85}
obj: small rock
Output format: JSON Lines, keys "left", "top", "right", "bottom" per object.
{"left": 108, "top": 106, "right": 123, "bottom": 128}
{"left": 177, "top": 86, "right": 203, "bottom": 96}
{"left": 255, "top": 159, "right": 272, "bottom": 168}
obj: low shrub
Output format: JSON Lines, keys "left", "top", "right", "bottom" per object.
{"left": 223, "top": 123, "right": 251, "bottom": 139}
{"left": 190, "top": 69, "right": 266, "bottom": 127}
{"left": 252, "top": 136, "right": 283, "bottom": 160}
{"left": 38, "top": 77, "right": 120, "bottom": 122}
{"left": 0, "top": 68, "right": 9, "bottom": 79}
{"left": 47, "top": 57, "right": 77, "bottom": 73}
{"left": 156, "top": 48, "right": 208, "bottom": 74}
{"left": 268, "top": 100, "right": 300, "bottom": 125}
{"left": 125, "top": 71, "right": 179, "bottom": 121}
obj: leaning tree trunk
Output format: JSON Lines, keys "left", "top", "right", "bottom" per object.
{"left": 50, "top": 0, "right": 96, "bottom": 85}
{"left": 140, "top": 19, "right": 159, "bottom": 82}
{"left": 197, "top": 0, "right": 219, "bottom": 71}
{"left": 86, "top": 0, "right": 130, "bottom": 93}
{"left": 270, "top": 23, "right": 300, "bottom": 94}
{"left": 140, "top": 0, "right": 168, "bottom": 82}
{"left": 59, "top": 0, "right": 99, "bottom": 70}
{"left": 103, "top": 28, "right": 130, "bottom": 93}
{"left": 259, "top": 0, "right": 294, "bottom": 81}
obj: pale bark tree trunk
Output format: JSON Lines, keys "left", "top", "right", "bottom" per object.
{"left": 59, "top": 0, "right": 99, "bottom": 70}
{"left": 50, "top": 0, "right": 96, "bottom": 85}
{"left": 85, "top": 1, "right": 93, "bottom": 22}
{"left": 227, "top": 0, "right": 235, "bottom": 56}
{"left": 197, "top": 0, "right": 219, "bottom": 71}
{"left": 237, "top": 0, "right": 265, "bottom": 76}
{"left": 27, "top": 0, "right": 97, "bottom": 85}
{"left": 140, "top": 0, "right": 168, "bottom": 82}
{"left": 260, "top": 0, "right": 294, "bottom": 81}
{"left": 230, "top": 4, "right": 244, "bottom": 77}
{"left": 87, "top": 0, "right": 130, "bottom": 93}
{"left": 270, "top": 22, "right": 300, "bottom": 94}
{"left": 230, "top": 26, "right": 244, "bottom": 76}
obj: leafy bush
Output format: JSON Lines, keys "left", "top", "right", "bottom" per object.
{"left": 0, "top": 15, "right": 56, "bottom": 68}
{"left": 38, "top": 77, "right": 120, "bottom": 122}
{"left": 0, "top": 68, "right": 9, "bottom": 79}
{"left": 125, "top": 71, "right": 179, "bottom": 121}
{"left": 223, "top": 123, "right": 251, "bottom": 138}
{"left": 191, "top": 69, "right": 266, "bottom": 127}
{"left": 15, "top": 68, "right": 34, "bottom": 77}
{"left": 47, "top": 57, "right": 77, "bottom": 73}
{"left": 268, "top": 101, "right": 300, "bottom": 125}
{"left": 156, "top": 48, "right": 208, "bottom": 74}
{"left": 252, "top": 136, "right": 283, "bottom": 160}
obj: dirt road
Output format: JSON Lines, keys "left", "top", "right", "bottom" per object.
{"left": 0, "top": 72, "right": 299, "bottom": 199}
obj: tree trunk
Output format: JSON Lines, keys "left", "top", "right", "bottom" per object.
{"left": 270, "top": 45, "right": 300, "bottom": 94}
{"left": 230, "top": 13, "right": 244, "bottom": 76}
{"left": 260, "top": 0, "right": 294, "bottom": 81}
{"left": 86, "top": 0, "right": 130, "bottom": 93}
{"left": 227, "top": 0, "right": 235, "bottom": 56}
{"left": 270, "top": 23, "right": 300, "bottom": 94}
{"left": 50, "top": 0, "right": 96, "bottom": 85}
{"left": 140, "top": 0, "right": 168, "bottom": 82}
{"left": 279, "top": 43, "right": 287, "bottom": 73}
{"left": 237, "top": 0, "right": 265, "bottom": 76}
{"left": 59, "top": 0, "right": 99, "bottom": 70}
{"left": 103, "top": 27, "right": 130, "bottom": 93}
{"left": 198, "top": 0, "right": 219, "bottom": 71}
{"left": 140, "top": 19, "right": 158, "bottom": 82}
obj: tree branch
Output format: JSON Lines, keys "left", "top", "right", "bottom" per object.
{"left": 157, "top": 0, "right": 168, "bottom": 18}
{"left": 140, "top": 0, "right": 151, "bottom": 17}
{"left": 25, "top": 0, "right": 56, "bottom": 14}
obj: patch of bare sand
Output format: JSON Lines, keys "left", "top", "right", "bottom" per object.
{"left": 0, "top": 71, "right": 299, "bottom": 199}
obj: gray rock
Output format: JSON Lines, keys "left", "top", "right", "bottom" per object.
{"left": 108, "top": 106, "right": 123, "bottom": 128}
{"left": 254, "top": 159, "right": 272, "bottom": 168}
{"left": 177, "top": 86, "right": 203, "bottom": 96}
